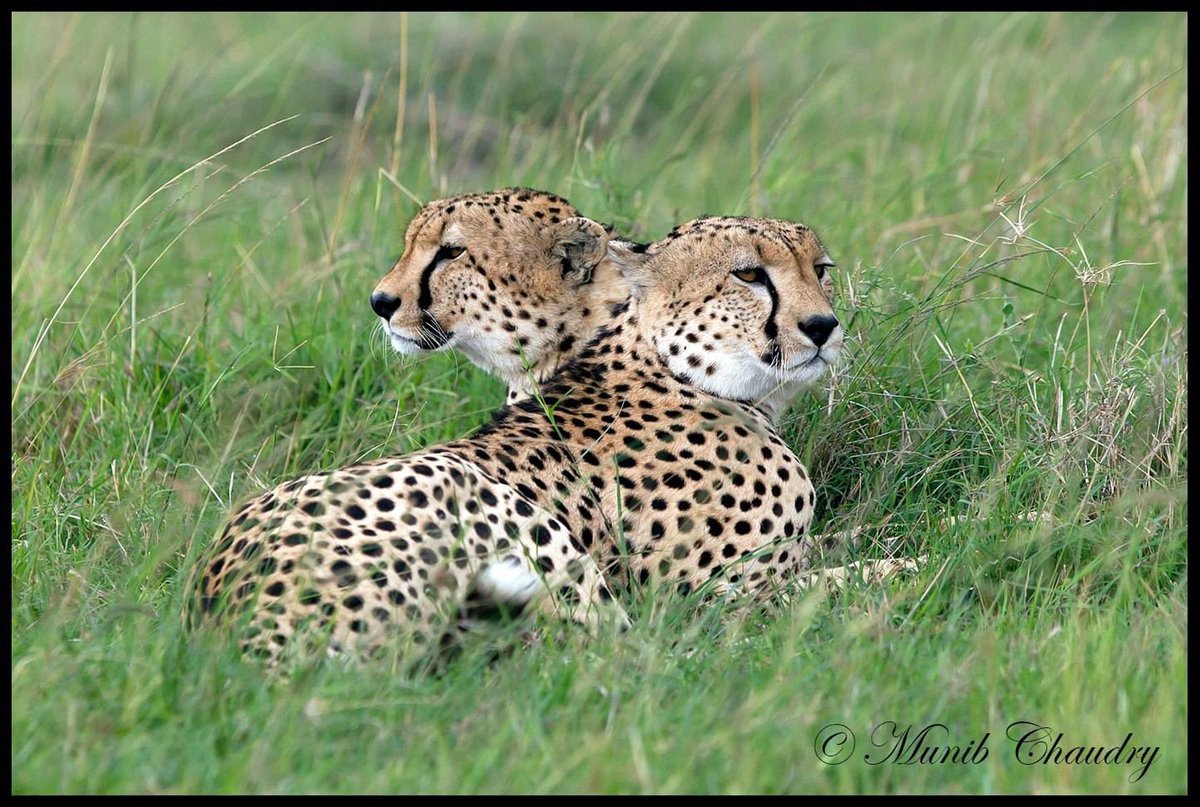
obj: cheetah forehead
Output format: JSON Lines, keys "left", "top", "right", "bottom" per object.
{"left": 401, "top": 188, "right": 585, "bottom": 252}
{"left": 640, "top": 216, "right": 830, "bottom": 275}
{"left": 663, "top": 216, "right": 819, "bottom": 249}
{"left": 420, "top": 187, "right": 579, "bottom": 221}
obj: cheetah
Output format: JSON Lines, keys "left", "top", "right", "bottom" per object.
{"left": 189, "top": 450, "right": 629, "bottom": 666}
{"left": 446, "top": 215, "right": 845, "bottom": 598}
{"left": 187, "top": 214, "right": 844, "bottom": 665}
{"left": 370, "top": 188, "right": 638, "bottom": 404}
{"left": 370, "top": 195, "right": 920, "bottom": 594}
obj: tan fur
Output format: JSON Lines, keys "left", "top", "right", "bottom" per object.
{"left": 188, "top": 215, "right": 843, "bottom": 666}
{"left": 371, "top": 188, "right": 632, "bottom": 401}
{"left": 619, "top": 216, "right": 842, "bottom": 422}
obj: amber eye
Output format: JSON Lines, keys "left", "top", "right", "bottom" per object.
{"left": 437, "top": 245, "right": 466, "bottom": 261}
{"left": 733, "top": 267, "right": 765, "bottom": 284}
{"left": 814, "top": 261, "right": 834, "bottom": 280}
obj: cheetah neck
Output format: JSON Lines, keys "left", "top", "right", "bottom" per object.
{"left": 502, "top": 257, "right": 631, "bottom": 404}
{"left": 443, "top": 305, "right": 787, "bottom": 549}
{"left": 554, "top": 303, "right": 779, "bottom": 433}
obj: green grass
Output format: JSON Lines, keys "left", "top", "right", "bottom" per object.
{"left": 11, "top": 11, "right": 1187, "bottom": 794}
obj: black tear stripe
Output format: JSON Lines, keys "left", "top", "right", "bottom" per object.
{"left": 416, "top": 252, "right": 451, "bottom": 349}
{"left": 761, "top": 267, "right": 780, "bottom": 345}
{"left": 755, "top": 265, "right": 783, "bottom": 367}
{"left": 417, "top": 253, "right": 440, "bottom": 312}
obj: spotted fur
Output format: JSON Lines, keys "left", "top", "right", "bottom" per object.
{"left": 618, "top": 215, "right": 843, "bottom": 422}
{"left": 188, "top": 215, "right": 843, "bottom": 665}
{"left": 370, "top": 188, "right": 637, "bottom": 403}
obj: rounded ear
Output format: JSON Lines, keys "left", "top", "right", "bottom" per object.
{"left": 607, "top": 239, "right": 656, "bottom": 299}
{"left": 546, "top": 217, "right": 608, "bottom": 286}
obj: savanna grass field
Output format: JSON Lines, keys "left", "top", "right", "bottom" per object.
{"left": 10, "top": 12, "right": 1188, "bottom": 794}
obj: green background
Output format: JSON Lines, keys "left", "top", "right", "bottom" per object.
{"left": 11, "top": 12, "right": 1187, "bottom": 793}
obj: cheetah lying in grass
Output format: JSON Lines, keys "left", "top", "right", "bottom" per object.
{"left": 368, "top": 189, "right": 923, "bottom": 584}
{"left": 188, "top": 212, "right": 874, "bottom": 664}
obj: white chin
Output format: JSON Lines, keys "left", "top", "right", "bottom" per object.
{"left": 783, "top": 353, "right": 834, "bottom": 386}
{"left": 387, "top": 333, "right": 422, "bottom": 355}
{"left": 452, "top": 336, "right": 497, "bottom": 369}
{"left": 385, "top": 330, "right": 456, "bottom": 356}
{"left": 457, "top": 332, "right": 553, "bottom": 387}
{"left": 672, "top": 348, "right": 837, "bottom": 410}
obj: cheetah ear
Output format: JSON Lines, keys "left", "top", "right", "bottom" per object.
{"left": 547, "top": 217, "right": 608, "bottom": 286}
{"left": 607, "top": 239, "right": 656, "bottom": 299}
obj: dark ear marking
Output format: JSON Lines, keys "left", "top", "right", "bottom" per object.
{"left": 562, "top": 257, "right": 592, "bottom": 284}
{"left": 548, "top": 216, "right": 607, "bottom": 286}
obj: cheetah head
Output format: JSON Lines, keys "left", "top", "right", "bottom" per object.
{"left": 371, "top": 188, "right": 630, "bottom": 393}
{"left": 616, "top": 215, "right": 842, "bottom": 419}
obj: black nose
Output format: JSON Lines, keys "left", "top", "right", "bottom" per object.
{"left": 799, "top": 314, "right": 839, "bottom": 347}
{"left": 371, "top": 291, "right": 400, "bottom": 320}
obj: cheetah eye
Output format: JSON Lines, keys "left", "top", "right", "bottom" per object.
{"left": 732, "top": 267, "right": 765, "bottom": 284}
{"left": 814, "top": 261, "right": 834, "bottom": 280}
{"left": 436, "top": 245, "right": 466, "bottom": 262}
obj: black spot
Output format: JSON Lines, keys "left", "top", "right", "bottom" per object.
{"left": 331, "top": 560, "right": 357, "bottom": 586}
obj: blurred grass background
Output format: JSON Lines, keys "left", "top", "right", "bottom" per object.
{"left": 11, "top": 12, "right": 1187, "bottom": 793}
